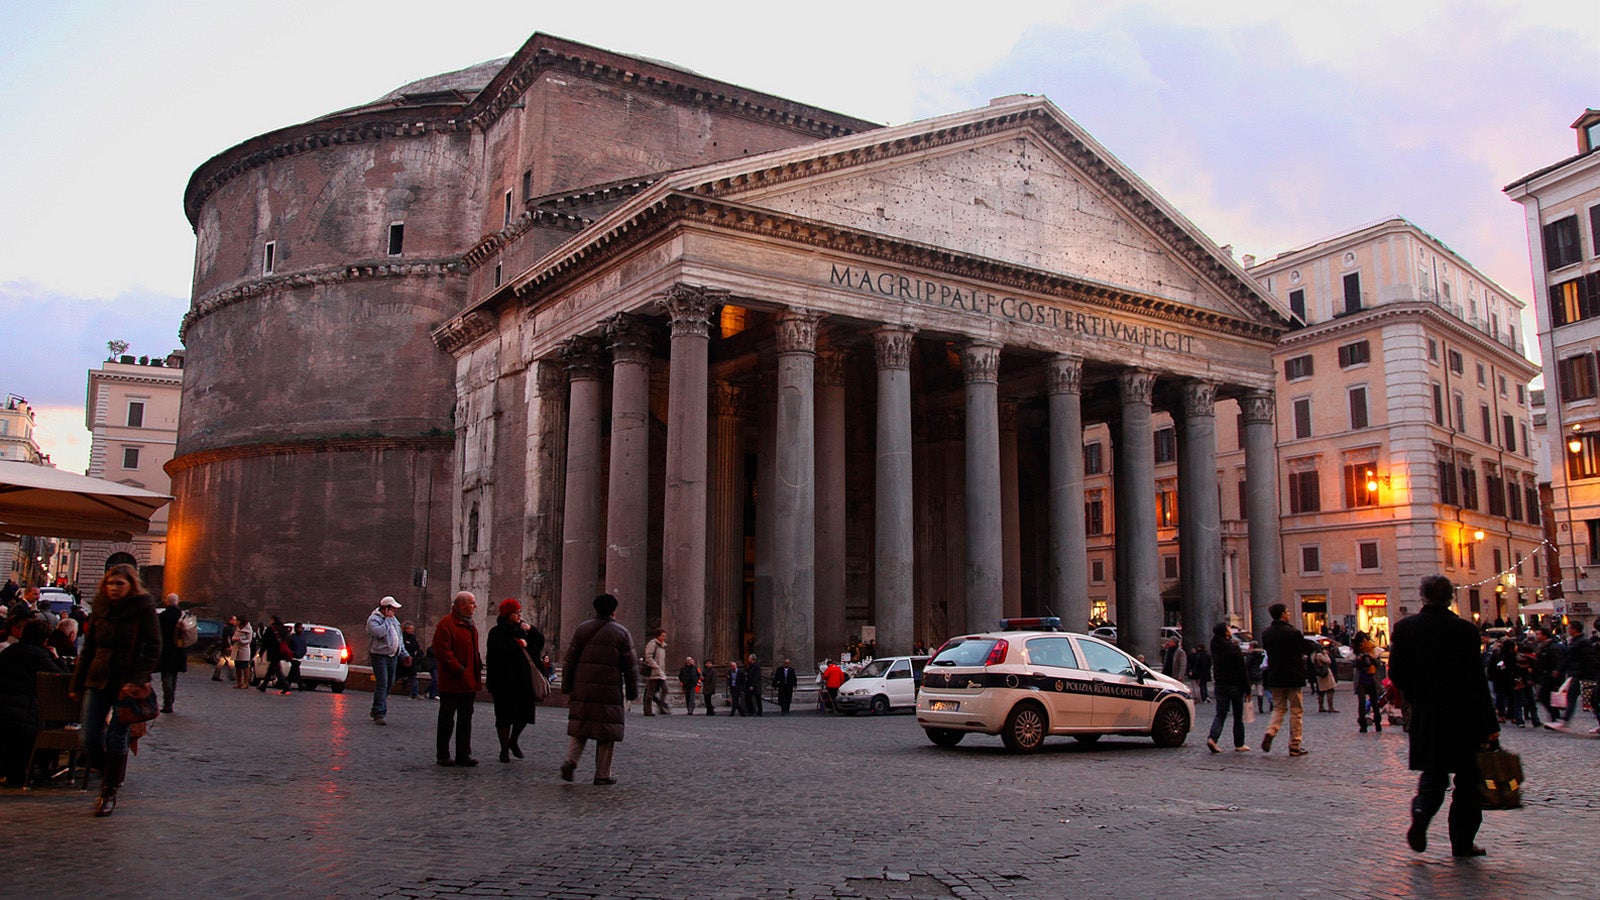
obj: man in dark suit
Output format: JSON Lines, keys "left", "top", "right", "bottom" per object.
{"left": 772, "top": 658, "right": 798, "bottom": 715}
{"left": 743, "top": 654, "right": 763, "bottom": 716}
{"left": 1388, "top": 575, "right": 1499, "bottom": 858}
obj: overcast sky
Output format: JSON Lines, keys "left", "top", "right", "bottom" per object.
{"left": 2, "top": 0, "right": 1594, "bottom": 472}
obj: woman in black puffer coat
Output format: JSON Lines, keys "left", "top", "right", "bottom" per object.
{"left": 1206, "top": 622, "right": 1251, "bottom": 753}
{"left": 69, "top": 564, "right": 160, "bottom": 817}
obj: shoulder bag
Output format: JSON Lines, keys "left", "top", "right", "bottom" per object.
{"left": 1476, "top": 745, "right": 1523, "bottom": 811}
{"left": 522, "top": 644, "right": 550, "bottom": 702}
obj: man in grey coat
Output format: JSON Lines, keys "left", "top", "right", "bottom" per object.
{"left": 560, "top": 594, "right": 638, "bottom": 786}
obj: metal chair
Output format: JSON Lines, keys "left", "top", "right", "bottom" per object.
{"left": 24, "top": 672, "right": 84, "bottom": 790}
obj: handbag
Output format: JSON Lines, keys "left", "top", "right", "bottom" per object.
{"left": 521, "top": 645, "right": 550, "bottom": 702}
{"left": 116, "top": 680, "right": 161, "bottom": 724}
{"left": 1551, "top": 676, "right": 1573, "bottom": 710}
{"left": 1475, "top": 746, "right": 1523, "bottom": 810}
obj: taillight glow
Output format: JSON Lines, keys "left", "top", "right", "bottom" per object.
{"left": 983, "top": 639, "right": 1009, "bottom": 666}
{"left": 340, "top": 647, "right": 350, "bottom": 662}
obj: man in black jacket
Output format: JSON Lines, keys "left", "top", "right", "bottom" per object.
{"left": 772, "top": 658, "right": 798, "bottom": 715}
{"left": 1389, "top": 575, "right": 1499, "bottom": 858}
{"left": 1260, "top": 603, "right": 1308, "bottom": 756}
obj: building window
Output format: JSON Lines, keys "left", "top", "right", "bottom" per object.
{"left": 503, "top": 190, "right": 513, "bottom": 227}
{"left": 1549, "top": 271, "right": 1600, "bottom": 327}
{"left": 122, "top": 447, "right": 140, "bottom": 469}
{"left": 1288, "top": 465, "right": 1320, "bottom": 514}
{"left": 1507, "top": 476, "right": 1523, "bottom": 521}
{"left": 1338, "top": 340, "right": 1371, "bottom": 368}
{"left": 1498, "top": 373, "right": 1507, "bottom": 397}
{"left": 263, "top": 241, "right": 276, "bottom": 275}
{"left": 467, "top": 502, "right": 480, "bottom": 554}
{"left": 1289, "top": 288, "right": 1306, "bottom": 322}
{"left": 1589, "top": 521, "right": 1600, "bottom": 565}
{"left": 1460, "top": 461, "right": 1479, "bottom": 511}
{"left": 493, "top": 263, "right": 503, "bottom": 288}
{"left": 1437, "top": 455, "right": 1459, "bottom": 506}
{"left": 1544, "top": 215, "right": 1582, "bottom": 270}
{"left": 1502, "top": 414, "right": 1516, "bottom": 452}
{"left": 1090, "top": 559, "right": 1105, "bottom": 584}
{"left": 1517, "top": 384, "right": 1525, "bottom": 404}
{"left": 1448, "top": 349, "right": 1464, "bottom": 374}
{"left": 1284, "top": 355, "right": 1314, "bottom": 380}
{"left": 1358, "top": 541, "right": 1380, "bottom": 571}
{"left": 387, "top": 223, "right": 404, "bottom": 256}
{"left": 1432, "top": 383, "right": 1445, "bottom": 425}
{"left": 1558, "top": 353, "right": 1598, "bottom": 401}
{"left": 1156, "top": 483, "right": 1177, "bottom": 528}
{"left": 1342, "top": 272, "right": 1362, "bottom": 314}
{"left": 1520, "top": 423, "right": 1529, "bottom": 457}
{"left": 1085, "top": 492, "right": 1104, "bottom": 536}
{"left": 1083, "top": 441, "right": 1103, "bottom": 474}
{"left": 1480, "top": 404, "right": 1493, "bottom": 443}
{"left": 1154, "top": 427, "right": 1176, "bottom": 464}
{"left": 1567, "top": 434, "right": 1600, "bottom": 480}
{"left": 522, "top": 169, "right": 532, "bottom": 203}
{"left": 1527, "top": 482, "right": 1541, "bottom": 525}
{"left": 1343, "top": 462, "right": 1379, "bottom": 508}
{"left": 1237, "top": 478, "right": 1247, "bottom": 521}
{"left": 1464, "top": 542, "right": 1477, "bottom": 571}
{"left": 1163, "top": 555, "right": 1179, "bottom": 580}
{"left": 1300, "top": 545, "right": 1321, "bottom": 574}
{"left": 1349, "top": 386, "right": 1369, "bottom": 430}
{"left": 1427, "top": 338, "right": 1438, "bottom": 363}
{"left": 1293, "top": 398, "right": 1312, "bottom": 439}
{"left": 1454, "top": 393, "right": 1466, "bottom": 433}
{"left": 126, "top": 401, "right": 144, "bottom": 428}
{"left": 1485, "top": 466, "right": 1506, "bottom": 517}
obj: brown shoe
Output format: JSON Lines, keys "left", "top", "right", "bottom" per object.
{"left": 1261, "top": 732, "right": 1274, "bottom": 752}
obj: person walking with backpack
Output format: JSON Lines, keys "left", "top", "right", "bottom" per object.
{"left": 68, "top": 564, "right": 161, "bottom": 817}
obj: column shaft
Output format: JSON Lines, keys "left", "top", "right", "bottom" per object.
{"left": 1114, "top": 370, "right": 1160, "bottom": 663}
{"left": 872, "top": 326, "right": 916, "bottom": 656}
{"left": 1242, "top": 390, "right": 1283, "bottom": 635}
{"left": 604, "top": 314, "right": 652, "bottom": 643}
{"left": 523, "top": 358, "right": 567, "bottom": 646}
{"left": 710, "top": 383, "right": 746, "bottom": 666}
{"left": 962, "top": 340, "right": 1004, "bottom": 632}
{"left": 772, "top": 310, "right": 823, "bottom": 673}
{"left": 1000, "top": 402, "right": 1023, "bottom": 619}
{"left": 1177, "top": 381, "right": 1223, "bottom": 645}
{"left": 815, "top": 349, "right": 849, "bottom": 663}
{"left": 1047, "top": 355, "right": 1088, "bottom": 629}
{"left": 558, "top": 337, "right": 606, "bottom": 648}
{"left": 662, "top": 286, "right": 716, "bottom": 662}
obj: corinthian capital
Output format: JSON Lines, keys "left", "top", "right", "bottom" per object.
{"left": 712, "top": 381, "right": 747, "bottom": 418}
{"left": 960, "top": 339, "right": 1002, "bottom": 385}
{"left": 1046, "top": 354, "right": 1082, "bottom": 395}
{"left": 662, "top": 284, "right": 724, "bottom": 338}
{"left": 817, "top": 350, "right": 850, "bottom": 387}
{"left": 1118, "top": 369, "right": 1156, "bottom": 406}
{"left": 1181, "top": 381, "right": 1217, "bottom": 418}
{"left": 774, "top": 309, "right": 824, "bottom": 355}
{"left": 559, "top": 335, "right": 607, "bottom": 381}
{"left": 603, "top": 313, "right": 653, "bottom": 365}
{"left": 871, "top": 325, "right": 917, "bottom": 370}
{"left": 1240, "top": 389, "right": 1275, "bottom": 425}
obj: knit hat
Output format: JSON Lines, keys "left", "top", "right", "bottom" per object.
{"left": 498, "top": 598, "right": 521, "bottom": 617}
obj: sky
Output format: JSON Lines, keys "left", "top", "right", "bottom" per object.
{"left": 1, "top": 0, "right": 1595, "bottom": 473}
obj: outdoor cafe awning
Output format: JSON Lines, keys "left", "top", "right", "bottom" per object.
{"left": 0, "top": 459, "right": 172, "bottom": 541}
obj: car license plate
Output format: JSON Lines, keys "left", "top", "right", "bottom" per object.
{"left": 928, "top": 700, "right": 960, "bottom": 712}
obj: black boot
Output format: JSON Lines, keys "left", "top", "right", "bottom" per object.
{"left": 509, "top": 724, "right": 525, "bottom": 759}
{"left": 497, "top": 725, "right": 512, "bottom": 763}
{"left": 94, "top": 753, "right": 127, "bottom": 817}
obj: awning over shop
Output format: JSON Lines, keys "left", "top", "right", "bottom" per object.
{"left": 1517, "top": 601, "right": 1557, "bottom": 616}
{"left": 0, "top": 460, "right": 171, "bottom": 541}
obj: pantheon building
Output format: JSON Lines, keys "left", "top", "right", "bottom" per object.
{"left": 170, "top": 33, "right": 1290, "bottom": 668}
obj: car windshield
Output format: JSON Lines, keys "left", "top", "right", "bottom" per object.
{"left": 931, "top": 638, "right": 1000, "bottom": 666}
{"left": 301, "top": 629, "right": 345, "bottom": 649}
{"left": 855, "top": 659, "right": 894, "bottom": 678}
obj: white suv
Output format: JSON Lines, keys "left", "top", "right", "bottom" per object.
{"left": 916, "top": 618, "right": 1194, "bottom": 752}
{"left": 291, "top": 624, "right": 350, "bottom": 692}
{"left": 834, "top": 655, "right": 929, "bottom": 714}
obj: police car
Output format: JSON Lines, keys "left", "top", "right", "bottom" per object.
{"left": 915, "top": 618, "right": 1195, "bottom": 752}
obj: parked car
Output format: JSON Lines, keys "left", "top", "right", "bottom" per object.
{"left": 917, "top": 617, "right": 1194, "bottom": 752}
{"left": 256, "top": 624, "right": 349, "bottom": 692}
{"left": 193, "top": 618, "right": 228, "bottom": 663}
{"left": 35, "top": 587, "right": 80, "bottom": 619}
{"left": 834, "top": 655, "right": 929, "bottom": 714}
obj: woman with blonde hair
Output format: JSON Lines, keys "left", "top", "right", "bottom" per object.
{"left": 68, "top": 564, "right": 160, "bottom": 816}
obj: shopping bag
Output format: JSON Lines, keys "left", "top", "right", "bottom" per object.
{"left": 1475, "top": 747, "right": 1523, "bottom": 810}
{"left": 1551, "top": 677, "right": 1571, "bottom": 710}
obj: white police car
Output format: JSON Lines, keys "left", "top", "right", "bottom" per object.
{"left": 916, "top": 618, "right": 1195, "bottom": 752}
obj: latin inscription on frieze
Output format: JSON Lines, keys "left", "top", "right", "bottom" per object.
{"left": 829, "top": 264, "right": 1196, "bottom": 354}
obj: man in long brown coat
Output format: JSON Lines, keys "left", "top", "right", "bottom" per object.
{"left": 560, "top": 593, "right": 638, "bottom": 785}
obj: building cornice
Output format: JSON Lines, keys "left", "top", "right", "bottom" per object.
{"left": 165, "top": 434, "right": 453, "bottom": 475}
{"left": 1276, "top": 300, "right": 1538, "bottom": 377}
{"left": 88, "top": 369, "right": 183, "bottom": 387}
{"left": 180, "top": 260, "right": 465, "bottom": 342}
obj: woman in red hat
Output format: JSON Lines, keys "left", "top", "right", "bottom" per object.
{"left": 485, "top": 598, "right": 545, "bottom": 763}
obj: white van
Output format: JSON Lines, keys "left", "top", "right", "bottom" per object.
{"left": 835, "top": 655, "right": 929, "bottom": 715}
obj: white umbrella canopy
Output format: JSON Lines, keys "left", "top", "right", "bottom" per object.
{"left": 0, "top": 459, "right": 172, "bottom": 541}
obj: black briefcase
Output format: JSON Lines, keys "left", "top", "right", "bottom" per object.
{"left": 1476, "top": 748, "right": 1523, "bottom": 810}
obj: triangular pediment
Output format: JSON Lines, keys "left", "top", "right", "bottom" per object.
{"left": 674, "top": 99, "right": 1286, "bottom": 325}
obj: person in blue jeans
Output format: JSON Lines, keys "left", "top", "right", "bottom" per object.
{"left": 1206, "top": 622, "right": 1250, "bottom": 753}
{"left": 366, "top": 596, "right": 409, "bottom": 726}
{"left": 68, "top": 564, "right": 161, "bottom": 817}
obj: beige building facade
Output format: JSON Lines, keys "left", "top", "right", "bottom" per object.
{"left": 79, "top": 352, "right": 184, "bottom": 589}
{"left": 1247, "top": 219, "right": 1542, "bottom": 641}
{"left": 1506, "top": 109, "right": 1600, "bottom": 625}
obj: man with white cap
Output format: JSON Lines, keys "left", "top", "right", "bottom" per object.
{"left": 367, "top": 596, "right": 409, "bottom": 726}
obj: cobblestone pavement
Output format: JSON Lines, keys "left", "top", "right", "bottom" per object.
{"left": 5, "top": 678, "right": 1596, "bottom": 899}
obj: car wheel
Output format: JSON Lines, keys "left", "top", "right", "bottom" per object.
{"left": 204, "top": 647, "right": 222, "bottom": 665}
{"left": 330, "top": 682, "right": 346, "bottom": 694}
{"left": 1151, "top": 701, "right": 1190, "bottom": 747}
{"left": 925, "top": 728, "right": 965, "bottom": 748}
{"left": 301, "top": 682, "right": 317, "bottom": 692}
{"left": 1001, "top": 701, "right": 1047, "bottom": 753}
{"left": 870, "top": 695, "right": 891, "bottom": 716}
{"left": 1072, "top": 733, "right": 1102, "bottom": 745}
